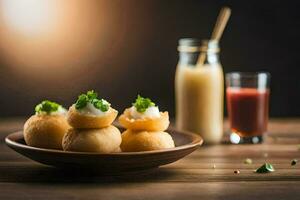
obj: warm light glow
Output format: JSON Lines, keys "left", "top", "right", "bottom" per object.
{"left": 0, "top": 1, "right": 122, "bottom": 85}
{"left": 1, "top": 0, "right": 55, "bottom": 34}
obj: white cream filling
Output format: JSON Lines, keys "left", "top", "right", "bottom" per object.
{"left": 52, "top": 106, "right": 67, "bottom": 115}
{"left": 77, "top": 102, "right": 108, "bottom": 116}
{"left": 130, "top": 106, "right": 160, "bottom": 119}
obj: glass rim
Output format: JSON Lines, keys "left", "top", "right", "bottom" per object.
{"left": 226, "top": 71, "right": 270, "bottom": 78}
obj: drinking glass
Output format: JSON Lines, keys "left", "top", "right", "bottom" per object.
{"left": 226, "top": 72, "right": 270, "bottom": 144}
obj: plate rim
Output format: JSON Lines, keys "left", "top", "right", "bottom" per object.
{"left": 5, "top": 128, "right": 203, "bottom": 156}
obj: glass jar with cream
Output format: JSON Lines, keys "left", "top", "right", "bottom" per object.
{"left": 175, "top": 38, "right": 224, "bottom": 144}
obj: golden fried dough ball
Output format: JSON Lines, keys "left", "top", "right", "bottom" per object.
{"left": 120, "top": 129, "right": 175, "bottom": 152}
{"left": 24, "top": 114, "right": 70, "bottom": 149}
{"left": 62, "top": 125, "right": 121, "bottom": 153}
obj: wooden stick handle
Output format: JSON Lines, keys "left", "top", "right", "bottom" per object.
{"left": 211, "top": 7, "right": 231, "bottom": 41}
{"left": 197, "top": 7, "right": 231, "bottom": 67}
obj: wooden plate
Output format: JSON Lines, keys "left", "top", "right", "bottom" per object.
{"left": 5, "top": 127, "right": 202, "bottom": 172}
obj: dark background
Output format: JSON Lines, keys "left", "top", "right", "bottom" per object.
{"left": 0, "top": 0, "right": 299, "bottom": 118}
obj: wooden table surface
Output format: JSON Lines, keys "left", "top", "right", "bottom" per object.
{"left": 0, "top": 118, "right": 300, "bottom": 200}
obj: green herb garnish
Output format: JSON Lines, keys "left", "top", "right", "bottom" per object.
{"left": 132, "top": 95, "right": 155, "bottom": 113}
{"left": 255, "top": 163, "right": 275, "bottom": 173}
{"left": 291, "top": 159, "right": 298, "bottom": 166}
{"left": 92, "top": 99, "right": 110, "bottom": 112}
{"left": 87, "top": 90, "right": 98, "bottom": 100}
{"left": 75, "top": 90, "right": 110, "bottom": 112}
{"left": 35, "top": 100, "right": 61, "bottom": 114}
{"left": 75, "top": 94, "right": 89, "bottom": 109}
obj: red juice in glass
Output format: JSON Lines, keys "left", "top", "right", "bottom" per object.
{"left": 227, "top": 88, "right": 269, "bottom": 136}
{"left": 226, "top": 72, "right": 270, "bottom": 144}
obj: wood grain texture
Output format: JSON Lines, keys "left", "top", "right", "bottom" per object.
{"left": 0, "top": 118, "right": 300, "bottom": 200}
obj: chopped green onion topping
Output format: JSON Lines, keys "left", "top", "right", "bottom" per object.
{"left": 92, "top": 99, "right": 110, "bottom": 112}
{"left": 132, "top": 95, "right": 155, "bottom": 113}
{"left": 75, "top": 94, "right": 89, "bottom": 109}
{"left": 87, "top": 90, "right": 98, "bottom": 100}
{"left": 75, "top": 90, "right": 110, "bottom": 112}
{"left": 255, "top": 163, "right": 275, "bottom": 173}
{"left": 35, "top": 100, "right": 61, "bottom": 114}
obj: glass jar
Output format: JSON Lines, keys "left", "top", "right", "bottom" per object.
{"left": 175, "top": 38, "right": 224, "bottom": 144}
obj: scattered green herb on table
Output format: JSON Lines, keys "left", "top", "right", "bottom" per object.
{"left": 255, "top": 163, "right": 275, "bottom": 173}
{"left": 255, "top": 163, "right": 275, "bottom": 174}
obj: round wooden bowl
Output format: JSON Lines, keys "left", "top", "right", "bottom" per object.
{"left": 5, "top": 126, "right": 202, "bottom": 172}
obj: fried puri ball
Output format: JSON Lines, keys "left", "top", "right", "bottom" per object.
{"left": 67, "top": 105, "right": 118, "bottom": 129}
{"left": 120, "top": 129, "right": 175, "bottom": 152}
{"left": 118, "top": 108, "right": 170, "bottom": 132}
{"left": 24, "top": 114, "right": 70, "bottom": 149}
{"left": 62, "top": 125, "right": 122, "bottom": 153}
